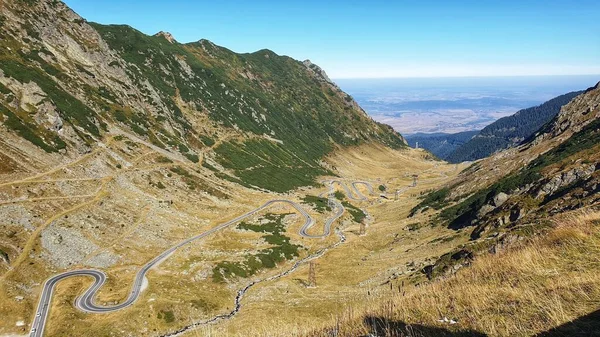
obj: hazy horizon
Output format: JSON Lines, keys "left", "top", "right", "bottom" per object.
{"left": 337, "top": 75, "right": 599, "bottom": 135}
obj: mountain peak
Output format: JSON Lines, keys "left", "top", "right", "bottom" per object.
{"left": 303, "top": 60, "right": 334, "bottom": 85}
{"left": 155, "top": 31, "right": 176, "bottom": 43}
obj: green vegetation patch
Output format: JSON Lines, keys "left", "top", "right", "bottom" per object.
{"left": 0, "top": 82, "right": 11, "bottom": 95}
{"left": 212, "top": 213, "right": 301, "bottom": 282}
{"left": 410, "top": 187, "right": 450, "bottom": 216}
{"left": 334, "top": 190, "right": 345, "bottom": 200}
{"left": 214, "top": 139, "right": 330, "bottom": 192}
{"left": 200, "top": 135, "right": 215, "bottom": 147}
{"left": 342, "top": 201, "right": 367, "bottom": 223}
{"left": 157, "top": 310, "right": 175, "bottom": 323}
{"left": 184, "top": 152, "right": 199, "bottom": 163}
{"left": 301, "top": 195, "right": 331, "bottom": 213}
{"left": 0, "top": 103, "right": 65, "bottom": 152}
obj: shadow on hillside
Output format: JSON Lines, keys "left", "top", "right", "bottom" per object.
{"left": 363, "top": 316, "right": 487, "bottom": 337}
{"left": 536, "top": 309, "right": 600, "bottom": 337}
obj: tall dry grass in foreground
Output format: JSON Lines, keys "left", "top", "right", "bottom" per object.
{"left": 249, "top": 210, "right": 600, "bottom": 337}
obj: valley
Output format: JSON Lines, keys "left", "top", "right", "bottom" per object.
{"left": 0, "top": 130, "right": 464, "bottom": 336}
{"left": 0, "top": 1, "right": 598, "bottom": 336}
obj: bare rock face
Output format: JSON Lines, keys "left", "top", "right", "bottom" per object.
{"left": 477, "top": 204, "right": 496, "bottom": 219}
{"left": 536, "top": 81, "right": 600, "bottom": 141}
{"left": 538, "top": 164, "right": 596, "bottom": 197}
{"left": 155, "top": 31, "right": 176, "bottom": 43}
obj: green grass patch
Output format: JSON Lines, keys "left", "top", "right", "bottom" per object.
{"left": 302, "top": 195, "right": 331, "bottom": 213}
{"left": 342, "top": 201, "right": 367, "bottom": 223}
{"left": 212, "top": 214, "right": 300, "bottom": 282}
{"left": 184, "top": 152, "right": 199, "bottom": 163}
{"left": 157, "top": 310, "right": 175, "bottom": 323}
{"left": 200, "top": 135, "right": 215, "bottom": 147}
{"left": 410, "top": 187, "right": 450, "bottom": 217}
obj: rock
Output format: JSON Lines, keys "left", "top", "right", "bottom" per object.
{"left": 451, "top": 249, "right": 473, "bottom": 261}
{"left": 538, "top": 165, "right": 596, "bottom": 197}
{"left": 154, "top": 31, "right": 176, "bottom": 43}
{"left": 493, "top": 192, "right": 509, "bottom": 207}
{"left": 477, "top": 204, "right": 495, "bottom": 219}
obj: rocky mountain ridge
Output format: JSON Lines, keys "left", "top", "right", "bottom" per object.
{"left": 0, "top": 0, "right": 405, "bottom": 192}
{"left": 412, "top": 81, "right": 600, "bottom": 278}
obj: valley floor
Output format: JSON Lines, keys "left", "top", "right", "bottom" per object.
{"left": 0, "top": 132, "right": 465, "bottom": 337}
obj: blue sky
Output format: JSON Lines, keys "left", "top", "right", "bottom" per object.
{"left": 64, "top": 0, "right": 600, "bottom": 79}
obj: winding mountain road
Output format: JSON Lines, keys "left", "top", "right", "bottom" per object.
{"left": 324, "top": 180, "right": 377, "bottom": 201}
{"left": 29, "top": 183, "right": 366, "bottom": 337}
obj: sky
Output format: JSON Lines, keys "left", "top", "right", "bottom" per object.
{"left": 64, "top": 0, "right": 600, "bottom": 79}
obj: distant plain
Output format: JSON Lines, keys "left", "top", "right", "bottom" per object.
{"left": 337, "top": 75, "right": 599, "bottom": 134}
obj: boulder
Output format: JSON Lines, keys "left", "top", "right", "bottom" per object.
{"left": 493, "top": 192, "right": 509, "bottom": 207}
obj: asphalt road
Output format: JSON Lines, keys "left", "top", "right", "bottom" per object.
{"left": 29, "top": 192, "right": 360, "bottom": 337}
{"left": 327, "top": 180, "right": 377, "bottom": 201}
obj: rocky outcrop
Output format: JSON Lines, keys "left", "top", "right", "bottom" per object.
{"left": 534, "top": 81, "right": 600, "bottom": 141}
{"left": 421, "top": 249, "right": 474, "bottom": 280}
{"left": 536, "top": 164, "right": 596, "bottom": 198}
{"left": 155, "top": 31, "right": 176, "bottom": 43}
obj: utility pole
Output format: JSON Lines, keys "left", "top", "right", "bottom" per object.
{"left": 412, "top": 175, "right": 419, "bottom": 187}
{"left": 308, "top": 261, "right": 317, "bottom": 287}
{"left": 359, "top": 222, "right": 366, "bottom": 236}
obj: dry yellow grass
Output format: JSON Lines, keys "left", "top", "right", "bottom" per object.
{"left": 0, "top": 141, "right": 464, "bottom": 336}
{"left": 263, "top": 210, "right": 600, "bottom": 337}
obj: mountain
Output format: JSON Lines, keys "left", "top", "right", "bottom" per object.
{"left": 413, "top": 81, "right": 599, "bottom": 253}
{"left": 0, "top": 0, "right": 405, "bottom": 193}
{"left": 0, "top": 1, "right": 415, "bottom": 335}
{"left": 1, "top": 1, "right": 598, "bottom": 336}
{"left": 302, "top": 83, "right": 600, "bottom": 337}
{"left": 446, "top": 91, "right": 584, "bottom": 163}
{"left": 405, "top": 131, "right": 479, "bottom": 159}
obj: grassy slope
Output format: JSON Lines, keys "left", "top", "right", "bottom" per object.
{"left": 86, "top": 24, "right": 404, "bottom": 192}
{"left": 295, "top": 210, "right": 600, "bottom": 337}
{"left": 1, "top": 2, "right": 405, "bottom": 192}
{"left": 412, "top": 117, "right": 600, "bottom": 233}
